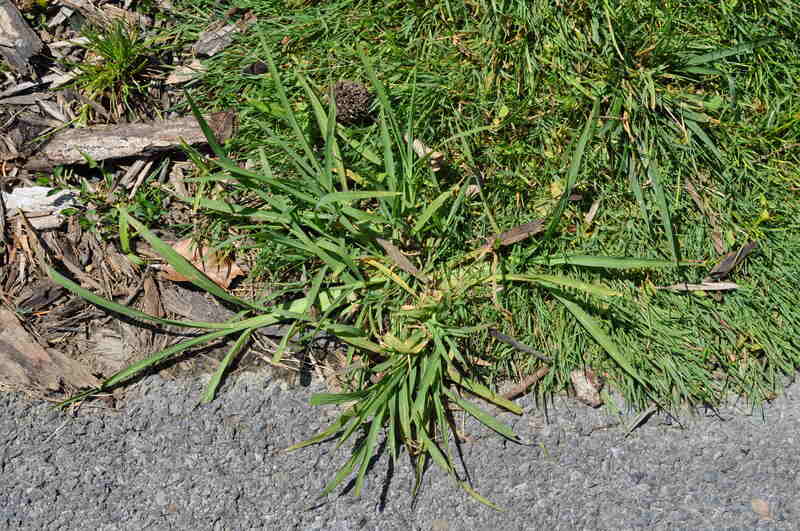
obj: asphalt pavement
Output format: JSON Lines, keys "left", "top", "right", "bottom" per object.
{"left": 2, "top": 370, "right": 798, "bottom": 530}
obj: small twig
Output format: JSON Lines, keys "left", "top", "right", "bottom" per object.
{"left": 489, "top": 328, "right": 551, "bottom": 362}
{"left": 500, "top": 367, "right": 550, "bottom": 401}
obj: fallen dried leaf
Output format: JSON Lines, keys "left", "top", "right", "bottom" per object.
{"left": 165, "top": 58, "right": 206, "bottom": 85}
{"left": 403, "top": 134, "right": 445, "bottom": 171}
{"left": 704, "top": 241, "right": 757, "bottom": 282}
{"left": 160, "top": 238, "right": 244, "bottom": 289}
{"left": 481, "top": 220, "right": 545, "bottom": 250}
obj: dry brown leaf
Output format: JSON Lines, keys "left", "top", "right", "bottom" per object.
{"left": 160, "top": 238, "right": 244, "bottom": 289}
{"left": 479, "top": 220, "right": 545, "bottom": 252}
{"left": 403, "top": 134, "right": 445, "bottom": 171}
{"left": 570, "top": 369, "right": 604, "bottom": 408}
{"left": 704, "top": 241, "right": 757, "bottom": 282}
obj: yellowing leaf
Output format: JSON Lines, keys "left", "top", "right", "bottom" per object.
{"left": 550, "top": 179, "right": 564, "bottom": 199}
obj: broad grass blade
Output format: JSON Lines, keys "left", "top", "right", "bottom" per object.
{"left": 103, "top": 327, "right": 239, "bottom": 389}
{"left": 321, "top": 446, "right": 364, "bottom": 497}
{"left": 412, "top": 187, "right": 454, "bottom": 235}
{"left": 496, "top": 273, "right": 621, "bottom": 298}
{"left": 316, "top": 191, "right": 400, "bottom": 208}
{"left": 354, "top": 408, "right": 386, "bottom": 496}
{"left": 646, "top": 156, "right": 680, "bottom": 262}
{"left": 359, "top": 48, "right": 397, "bottom": 194}
{"left": 310, "top": 390, "right": 370, "bottom": 405}
{"left": 534, "top": 255, "right": 675, "bottom": 269}
{"left": 555, "top": 294, "right": 651, "bottom": 390}
{"left": 186, "top": 93, "right": 226, "bottom": 158}
{"left": 181, "top": 196, "right": 291, "bottom": 224}
{"left": 285, "top": 408, "right": 358, "bottom": 451}
{"left": 201, "top": 328, "right": 254, "bottom": 404}
{"left": 685, "top": 119, "right": 723, "bottom": 163}
{"left": 685, "top": 37, "right": 779, "bottom": 65}
{"left": 447, "top": 368, "right": 522, "bottom": 414}
{"left": 48, "top": 267, "right": 232, "bottom": 329}
{"left": 444, "top": 388, "right": 519, "bottom": 441}
{"left": 627, "top": 152, "right": 651, "bottom": 233}
{"left": 259, "top": 36, "right": 321, "bottom": 174}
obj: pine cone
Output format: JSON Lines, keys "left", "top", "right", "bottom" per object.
{"left": 331, "top": 80, "right": 373, "bottom": 125}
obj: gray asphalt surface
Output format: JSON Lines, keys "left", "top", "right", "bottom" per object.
{"left": 2, "top": 370, "right": 798, "bottom": 530}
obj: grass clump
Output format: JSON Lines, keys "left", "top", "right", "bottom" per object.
{"left": 52, "top": 44, "right": 678, "bottom": 507}
{"left": 49, "top": 0, "right": 800, "bottom": 508}
{"left": 66, "top": 20, "right": 166, "bottom": 121}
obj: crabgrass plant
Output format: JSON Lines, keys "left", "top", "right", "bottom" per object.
{"left": 66, "top": 20, "right": 167, "bottom": 121}
{"left": 51, "top": 48, "right": 681, "bottom": 508}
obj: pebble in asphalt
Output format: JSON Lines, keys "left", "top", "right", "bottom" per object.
{"left": 2, "top": 371, "right": 798, "bottom": 530}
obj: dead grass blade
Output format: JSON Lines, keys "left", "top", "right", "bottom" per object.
{"left": 376, "top": 237, "right": 429, "bottom": 283}
{"left": 656, "top": 281, "right": 739, "bottom": 292}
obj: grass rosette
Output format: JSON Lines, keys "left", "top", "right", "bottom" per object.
{"left": 51, "top": 44, "right": 681, "bottom": 508}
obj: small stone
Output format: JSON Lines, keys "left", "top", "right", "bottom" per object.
{"left": 751, "top": 498, "right": 772, "bottom": 520}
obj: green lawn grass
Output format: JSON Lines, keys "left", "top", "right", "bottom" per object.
{"left": 182, "top": 0, "right": 800, "bottom": 406}
{"left": 53, "top": 0, "right": 800, "bottom": 507}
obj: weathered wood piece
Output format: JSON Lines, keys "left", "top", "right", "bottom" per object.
{"left": 0, "top": 308, "right": 100, "bottom": 392}
{"left": 0, "top": 0, "right": 43, "bottom": 73}
{"left": 1, "top": 186, "right": 78, "bottom": 229}
{"left": 57, "top": 0, "right": 151, "bottom": 28}
{"left": 25, "top": 110, "right": 236, "bottom": 169}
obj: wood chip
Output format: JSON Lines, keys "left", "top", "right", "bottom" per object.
{"left": 0, "top": 308, "right": 99, "bottom": 392}
{"left": 1, "top": 186, "right": 78, "bottom": 229}
{"left": 192, "top": 13, "right": 255, "bottom": 57}
{"left": 0, "top": 0, "right": 43, "bottom": 73}
{"left": 24, "top": 111, "right": 236, "bottom": 169}
{"left": 58, "top": 0, "right": 151, "bottom": 28}
{"left": 0, "top": 92, "right": 51, "bottom": 105}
